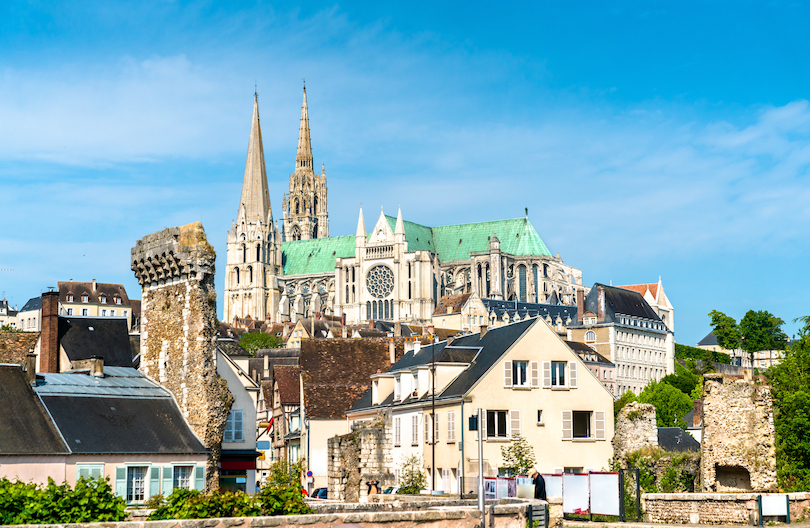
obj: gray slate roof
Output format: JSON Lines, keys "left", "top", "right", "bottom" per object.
{"left": 482, "top": 298, "right": 577, "bottom": 325}
{"left": 577, "top": 283, "right": 662, "bottom": 325}
{"left": 19, "top": 296, "right": 41, "bottom": 313}
{"left": 698, "top": 331, "right": 718, "bottom": 347}
{"left": 657, "top": 427, "right": 700, "bottom": 452}
{"left": 58, "top": 317, "right": 133, "bottom": 367}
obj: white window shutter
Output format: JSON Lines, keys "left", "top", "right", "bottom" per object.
{"left": 149, "top": 467, "right": 160, "bottom": 498}
{"left": 504, "top": 361, "right": 512, "bottom": 388}
{"left": 543, "top": 361, "right": 551, "bottom": 388}
{"left": 562, "top": 410, "right": 572, "bottom": 440}
{"left": 568, "top": 361, "right": 578, "bottom": 389}
{"left": 530, "top": 361, "right": 539, "bottom": 388}
{"left": 426, "top": 414, "right": 430, "bottom": 442}
{"left": 595, "top": 411, "right": 606, "bottom": 440}
{"left": 435, "top": 414, "right": 440, "bottom": 442}
{"left": 481, "top": 411, "right": 487, "bottom": 439}
{"left": 448, "top": 412, "right": 455, "bottom": 442}
{"left": 510, "top": 410, "right": 521, "bottom": 437}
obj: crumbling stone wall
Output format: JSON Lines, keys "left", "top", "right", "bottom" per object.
{"left": 0, "top": 332, "right": 40, "bottom": 364}
{"left": 132, "top": 221, "right": 233, "bottom": 490}
{"left": 613, "top": 402, "right": 658, "bottom": 465}
{"left": 701, "top": 373, "right": 777, "bottom": 492}
{"left": 328, "top": 411, "right": 395, "bottom": 502}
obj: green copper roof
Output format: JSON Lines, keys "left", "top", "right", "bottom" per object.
{"left": 282, "top": 236, "right": 355, "bottom": 276}
{"left": 432, "top": 218, "right": 551, "bottom": 262}
{"left": 383, "top": 216, "right": 435, "bottom": 252}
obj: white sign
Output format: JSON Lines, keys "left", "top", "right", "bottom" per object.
{"left": 589, "top": 472, "right": 620, "bottom": 516}
{"left": 562, "top": 473, "right": 589, "bottom": 514}
{"left": 762, "top": 494, "right": 789, "bottom": 516}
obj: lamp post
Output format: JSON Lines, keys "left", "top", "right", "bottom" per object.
{"left": 431, "top": 340, "right": 436, "bottom": 492}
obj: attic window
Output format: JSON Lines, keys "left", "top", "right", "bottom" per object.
{"left": 100, "top": 295, "right": 107, "bottom": 304}
{"left": 88, "top": 326, "right": 94, "bottom": 331}
{"left": 81, "top": 294, "right": 89, "bottom": 303}
{"left": 115, "top": 297, "right": 121, "bottom": 305}
{"left": 67, "top": 294, "right": 74, "bottom": 302}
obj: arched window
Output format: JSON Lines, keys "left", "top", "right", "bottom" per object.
{"left": 242, "top": 245, "right": 247, "bottom": 263}
{"left": 485, "top": 263, "right": 491, "bottom": 297}
{"left": 313, "top": 195, "right": 318, "bottom": 213}
{"left": 291, "top": 225, "right": 301, "bottom": 241}
{"left": 256, "top": 244, "right": 261, "bottom": 261}
{"left": 518, "top": 265, "right": 527, "bottom": 303}
{"left": 585, "top": 330, "right": 596, "bottom": 343}
{"left": 384, "top": 300, "right": 390, "bottom": 319}
{"left": 295, "top": 199, "right": 300, "bottom": 214}
{"left": 533, "top": 265, "right": 539, "bottom": 301}
{"left": 366, "top": 301, "right": 371, "bottom": 319}
{"left": 372, "top": 301, "right": 378, "bottom": 320}
{"left": 234, "top": 268, "right": 240, "bottom": 285}
{"left": 248, "top": 266, "right": 253, "bottom": 283}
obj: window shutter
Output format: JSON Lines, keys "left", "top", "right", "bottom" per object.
{"left": 562, "top": 411, "right": 573, "bottom": 440}
{"left": 595, "top": 411, "right": 606, "bottom": 440}
{"left": 115, "top": 466, "right": 126, "bottom": 498}
{"left": 223, "top": 414, "right": 233, "bottom": 443}
{"left": 77, "top": 466, "right": 90, "bottom": 480}
{"left": 481, "top": 411, "right": 487, "bottom": 439}
{"left": 530, "top": 361, "right": 539, "bottom": 388}
{"left": 435, "top": 414, "right": 440, "bottom": 442}
{"left": 234, "top": 410, "right": 244, "bottom": 442}
{"left": 448, "top": 412, "right": 455, "bottom": 442}
{"left": 162, "top": 466, "right": 173, "bottom": 494}
{"left": 504, "top": 361, "right": 512, "bottom": 388}
{"left": 194, "top": 466, "right": 205, "bottom": 491}
{"left": 149, "top": 466, "right": 160, "bottom": 498}
{"left": 543, "top": 361, "right": 551, "bottom": 388}
{"left": 509, "top": 410, "right": 521, "bottom": 437}
{"left": 568, "top": 361, "right": 578, "bottom": 388}
{"left": 425, "top": 414, "right": 430, "bottom": 442}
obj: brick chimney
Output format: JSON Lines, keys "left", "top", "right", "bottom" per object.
{"left": 597, "top": 286, "right": 605, "bottom": 322}
{"left": 92, "top": 278, "right": 97, "bottom": 292}
{"left": 693, "top": 399, "right": 702, "bottom": 427}
{"left": 26, "top": 351, "right": 37, "bottom": 385}
{"left": 576, "top": 290, "right": 584, "bottom": 323}
{"left": 40, "top": 291, "right": 60, "bottom": 373}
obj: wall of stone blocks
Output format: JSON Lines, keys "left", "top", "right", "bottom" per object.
{"left": 643, "top": 492, "right": 810, "bottom": 525}
{"left": 612, "top": 401, "right": 658, "bottom": 464}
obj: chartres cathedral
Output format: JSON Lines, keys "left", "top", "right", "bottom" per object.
{"left": 224, "top": 87, "right": 585, "bottom": 325}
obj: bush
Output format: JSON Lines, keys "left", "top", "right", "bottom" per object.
{"left": 0, "top": 477, "right": 127, "bottom": 525}
{"left": 398, "top": 454, "right": 427, "bottom": 494}
{"left": 675, "top": 342, "right": 731, "bottom": 364}
{"left": 256, "top": 484, "right": 312, "bottom": 516}
{"left": 239, "top": 332, "right": 283, "bottom": 356}
{"left": 148, "top": 484, "right": 312, "bottom": 520}
{"left": 638, "top": 379, "right": 693, "bottom": 429}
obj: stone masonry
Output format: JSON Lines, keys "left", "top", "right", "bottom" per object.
{"left": 132, "top": 221, "right": 233, "bottom": 490}
{"left": 328, "top": 411, "right": 395, "bottom": 502}
{"left": 613, "top": 401, "right": 658, "bottom": 465}
{"left": 701, "top": 373, "right": 777, "bottom": 492}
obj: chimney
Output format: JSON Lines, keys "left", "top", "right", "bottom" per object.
{"left": 414, "top": 340, "right": 422, "bottom": 355}
{"left": 394, "top": 322, "right": 401, "bottom": 338}
{"left": 282, "top": 323, "right": 290, "bottom": 340}
{"left": 341, "top": 325, "right": 347, "bottom": 339}
{"left": 341, "top": 313, "right": 346, "bottom": 326}
{"left": 90, "top": 356, "right": 104, "bottom": 378}
{"left": 597, "top": 286, "right": 605, "bottom": 322}
{"left": 92, "top": 279, "right": 97, "bottom": 292}
{"left": 576, "top": 290, "right": 584, "bottom": 323}
{"left": 389, "top": 339, "right": 396, "bottom": 365}
{"left": 693, "top": 399, "right": 702, "bottom": 427}
{"left": 480, "top": 324, "right": 488, "bottom": 339}
{"left": 263, "top": 354, "right": 269, "bottom": 379}
{"left": 40, "top": 291, "right": 60, "bottom": 373}
{"left": 369, "top": 319, "right": 374, "bottom": 329}
{"left": 427, "top": 324, "right": 435, "bottom": 336}
{"left": 26, "top": 351, "right": 36, "bottom": 385}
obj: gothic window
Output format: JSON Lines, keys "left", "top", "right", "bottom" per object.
{"left": 248, "top": 266, "right": 253, "bottom": 284}
{"left": 314, "top": 195, "right": 318, "bottom": 213}
{"left": 291, "top": 225, "right": 301, "bottom": 241}
{"left": 295, "top": 199, "right": 300, "bottom": 215}
{"left": 366, "top": 301, "right": 371, "bottom": 319}
{"left": 366, "top": 265, "right": 394, "bottom": 299}
{"left": 234, "top": 268, "right": 240, "bottom": 285}
{"left": 256, "top": 244, "right": 261, "bottom": 261}
{"left": 533, "top": 265, "right": 539, "bottom": 301}
{"left": 485, "top": 263, "right": 491, "bottom": 296}
{"left": 384, "top": 300, "right": 390, "bottom": 319}
{"left": 242, "top": 245, "right": 247, "bottom": 263}
{"left": 543, "top": 263, "right": 549, "bottom": 278}
{"left": 518, "top": 265, "right": 527, "bottom": 303}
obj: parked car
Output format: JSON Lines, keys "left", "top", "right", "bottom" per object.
{"left": 315, "top": 487, "right": 328, "bottom": 499}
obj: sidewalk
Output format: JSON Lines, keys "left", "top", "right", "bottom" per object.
{"left": 564, "top": 520, "right": 810, "bottom": 528}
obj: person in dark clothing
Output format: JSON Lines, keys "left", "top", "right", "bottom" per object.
{"left": 532, "top": 470, "right": 547, "bottom": 500}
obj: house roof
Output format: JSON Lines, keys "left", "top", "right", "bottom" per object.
{"left": 433, "top": 293, "right": 472, "bottom": 316}
{"left": 566, "top": 341, "right": 613, "bottom": 365}
{"left": 58, "top": 317, "right": 133, "bottom": 367}
{"left": 281, "top": 236, "right": 355, "bottom": 276}
{"left": 274, "top": 366, "right": 301, "bottom": 405}
{"left": 698, "top": 331, "right": 718, "bottom": 347}
{"left": 0, "top": 331, "right": 40, "bottom": 365}
{"left": 657, "top": 427, "right": 700, "bottom": 452}
{"left": 19, "top": 296, "right": 41, "bottom": 313}
{"left": 617, "top": 283, "right": 659, "bottom": 300}
{"left": 58, "top": 281, "right": 131, "bottom": 306}
{"left": 218, "top": 338, "right": 250, "bottom": 357}
{"left": 0, "top": 365, "right": 68, "bottom": 455}
{"left": 482, "top": 298, "right": 577, "bottom": 325}
{"left": 581, "top": 284, "right": 662, "bottom": 324}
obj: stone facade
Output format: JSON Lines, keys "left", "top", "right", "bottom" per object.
{"left": 612, "top": 402, "right": 658, "bottom": 464}
{"left": 131, "top": 221, "right": 233, "bottom": 490}
{"left": 0, "top": 331, "right": 40, "bottom": 365}
{"left": 643, "top": 492, "right": 810, "bottom": 525}
{"left": 700, "top": 373, "right": 777, "bottom": 492}
{"left": 328, "top": 412, "right": 395, "bottom": 502}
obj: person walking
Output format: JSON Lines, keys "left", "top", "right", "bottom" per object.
{"left": 531, "top": 469, "right": 546, "bottom": 500}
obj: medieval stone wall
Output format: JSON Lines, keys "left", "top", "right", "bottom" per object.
{"left": 132, "top": 222, "right": 233, "bottom": 490}
{"left": 0, "top": 332, "right": 40, "bottom": 364}
{"left": 612, "top": 402, "right": 658, "bottom": 464}
{"left": 700, "top": 373, "right": 777, "bottom": 492}
{"left": 328, "top": 412, "right": 395, "bottom": 502}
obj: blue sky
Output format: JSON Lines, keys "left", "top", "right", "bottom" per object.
{"left": 1, "top": 1, "right": 809, "bottom": 344}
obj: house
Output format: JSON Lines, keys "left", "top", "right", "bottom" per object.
{"left": 617, "top": 279, "right": 674, "bottom": 333}
{"left": 271, "top": 366, "right": 303, "bottom": 466}
{"left": 567, "top": 340, "right": 616, "bottom": 395}
{"left": 0, "top": 298, "right": 18, "bottom": 328}
{"left": 286, "top": 317, "right": 344, "bottom": 348}
{"left": 0, "top": 361, "right": 208, "bottom": 505}
{"left": 697, "top": 331, "right": 751, "bottom": 368}
{"left": 58, "top": 280, "right": 134, "bottom": 331}
{"left": 16, "top": 296, "right": 41, "bottom": 331}
{"left": 346, "top": 317, "right": 615, "bottom": 493}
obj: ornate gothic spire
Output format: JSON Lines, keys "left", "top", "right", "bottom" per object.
{"left": 296, "top": 85, "right": 313, "bottom": 171}
{"left": 356, "top": 205, "right": 366, "bottom": 238}
{"left": 395, "top": 206, "right": 405, "bottom": 235}
{"left": 239, "top": 92, "right": 272, "bottom": 224}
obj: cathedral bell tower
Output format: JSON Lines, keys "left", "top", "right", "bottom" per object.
{"left": 224, "top": 92, "right": 282, "bottom": 325}
{"left": 282, "top": 85, "right": 329, "bottom": 241}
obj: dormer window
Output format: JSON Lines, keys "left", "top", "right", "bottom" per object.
{"left": 585, "top": 330, "right": 596, "bottom": 343}
{"left": 100, "top": 295, "right": 107, "bottom": 304}
{"left": 67, "top": 294, "right": 74, "bottom": 302}
{"left": 81, "top": 294, "right": 89, "bottom": 303}
{"left": 115, "top": 297, "right": 121, "bottom": 305}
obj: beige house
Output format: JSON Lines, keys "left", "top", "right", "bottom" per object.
{"left": 696, "top": 331, "right": 751, "bottom": 368}
{"left": 347, "top": 317, "right": 615, "bottom": 493}
{"left": 58, "top": 280, "right": 134, "bottom": 330}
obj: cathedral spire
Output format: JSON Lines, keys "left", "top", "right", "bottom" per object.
{"left": 239, "top": 93, "right": 272, "bottom": 224}
{"left": 356, "top": 205, "right": 366, "bottom": 238}
{"left": 395, "top": 206, "right": 405, "bottom": 235}
{"left": 296, "top": 85, "right": 313, "bottom": 171}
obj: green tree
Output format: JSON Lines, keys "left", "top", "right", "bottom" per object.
{"left": 0, "top": 324, "right": 21, "bottom": 332}
{"left": 614, "top": 391, "right": 638, "bottom": 423}
{"left": 661, "top": 362, "right": 701, "bottom": 396}
{"left": 739, "top": 310, "right": 787, "bottom": 355}
{"left": 765, "top": 316, "right": 810, "bottom": 491}
{"left": 239, "top": 332, "right": 283, "bottom": 357}
{"left": 709, "top": 310, "right": 741, "bottom": 351}
{"left": 398, "top": 455, "right": 427, "bottom": 494}
{"left": 265, "top": 459, "right": 306, "bottom": 487}
{"left": 500, "top": 434, "right": 536, "bottom": 476}
{"left": 638, "top": 379, "right": 693, "bottom": 429}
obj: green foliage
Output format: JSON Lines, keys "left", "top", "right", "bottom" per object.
{"left": 739, "top": 310, "right": 788, "bottom": 355}
{"left": 709, "top": 310, "right": 742, "bottom": 351}
{"left": 398, "top": 454, "right": 427, "bottom": 494}
{"left": 0, "top": 324, "right": 22, "bottom": 332}
{"left": 500, "top": 434, "right": 536, "bottom": 476}
{"left": 255, "top": 484, "right": 312, "bottom": 516}
{"left": 623, "top": 447, "right": 697, "bottom": 494}
{"left": 148, "top": 484, "right": 312, "bottom": 520}
{"left": 614, "top": 391, "right": 637, "bottom": 423}
{"left": 766, "top": 316, "right": 810, "bottom": 491}
{"left": 239, "top": 332, "right": 283, "bottom": 356}
{"left": 674, "top": 342, "right": 731, "bottom": 364}
{"left": 638, "top": 379, "right": 693, "bottom": 429}
{"left": 265, "top": 458, "right": 305, "bottom": 487}
{"left": 145, "top": 494, "right": 166, "bottom": 509}
{"left": 661, "top": 362, "right": 701, "bottom": 396}
{"left": 0, "top": 477, "right": 127, "bottom": 525}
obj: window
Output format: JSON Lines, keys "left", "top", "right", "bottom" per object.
{"left": 504, "top": 360, "right": 539, "bottom": 388}
{"left": 585, "top": 330, "right": 596, "bottom": 343}
{"left": 101, "top": 309, "right": 107, "bottom": 316}
{"left": 123, "top": 310, "right": 128, "bottom": 317}
{"left": 394, "top": 417, "right": 401, "bottom": 446}
{"left": 537, "top": 410, "right": 544, "bottom": 425}
{"left": 82, "top": 308, "right": 88, "bottom": 316}
{"left": 573, "top": 411, "right": 591, "bottom": 438}
{"left": 82, "top": 294, "right": 88, "bottom": 303}
{"left": 395, "top": 376, "right": 401, "bottom": 400}
{"left": 126, "top": 466, "right": 147, "bottom": 502}
{"left": 486, "top": 410, "right": 507, "bottom": 438}
{"left": 100, "top": 295, "right": 107, "bottom": 304}
{"left": 77, "top": 464, "right": 104, "bottom": 480}
{"left": 115, "top": 297, "right": 122, "bottom": 305}
{"left": 173, "top": 466, "right": 193, "bottom": 490}
{"left": 551, "top": 361, "right": 565, "bottom": 386}
{"left": 67, "top": 294, "right": 74, "bottom": 302}
{"left": 223, "top": 410, "right": 244, "bottom": 442}
{"left": 110, "top": 309, "right": 115, "bottom": 316}
{"left": 447, "top": 411, "right": 456, "bottom": 442}
{"left": 411, "top": 415, "right": 419, "bottom": 446}
{"left": 67, "top": 308, "right": 74, "bottom": 316}
{"left": 512, "top": 361, "right": 527, "bottom": 387}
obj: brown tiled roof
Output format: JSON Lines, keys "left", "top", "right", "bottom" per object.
{"left": 261, "top": 379, "right": 274, "bottom": 411}
{"left": 301, "top": 339, "right": 406, "bottom": 419}
{"left": 617, "top": 283, "right": 658, "bottom": 299}
{"left": 432, "top": 293, "right": 471, "bottom": 316}
{"left": 407, "top": 325, "right": 458, "bottom": 340}
{"left": 58, "top": 281, "right": 130, "bottom": 306}
{"left": 274, "top": 365, "right": 301, "bottom": 405}
{"left": 0, "top": 332, "right": 40, "bottom": 365}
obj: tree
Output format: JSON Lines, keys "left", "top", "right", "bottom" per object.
{"left": 614, "top": 391, "right": 638, "bottom": 423}
{"left": 500, "top": 434, "right": 536, "bottom": 476}
{"left": 739, "top": 310, "right": 787, "bottom": 355}
{"left": 398, "top": 455, "right": 427, "bottom": 494}
{"left": 661, "top": 362, "right": 701, "bottom": 396}
{"left": 239, "top": 332, "right": 283, "bottom": 357}
{"left": 638, "top": 379, "right": 693, "bottom": 429}
{"left": 709, "top": 310, "right": 741, "bottom": 351}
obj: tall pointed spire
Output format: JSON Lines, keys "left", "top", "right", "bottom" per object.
{"left": 356, "top": 204, "right": 366, "bottom": 238}
{"left": 395, "top": 206, "right": 405, "bottom": 235}
{"left": 240, "top": 92, "right": 272, "bottom": 224}
{"left": 296, "top": 84, "right": 313, "bottom": 171}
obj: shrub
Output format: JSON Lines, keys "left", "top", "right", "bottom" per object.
{"left": 147, "top": 484, "right": 312, "bottom": 520}
{"left": 398, "top": 454, "right": 427, "bottom": 494}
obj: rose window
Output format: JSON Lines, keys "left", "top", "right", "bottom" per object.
{"left": 366, "top": 265, "right": 394, "bottom": 299}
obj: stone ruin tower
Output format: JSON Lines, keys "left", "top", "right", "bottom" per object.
{"left": 131, "top": 221, "right": 233, "bottom": 490}
{"left": 701, "top": 373, "right": 777, "bottom": 492}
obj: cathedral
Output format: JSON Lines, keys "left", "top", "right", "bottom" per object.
{"left": 224, "top": 88, "right": 585, "bottom": 326}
